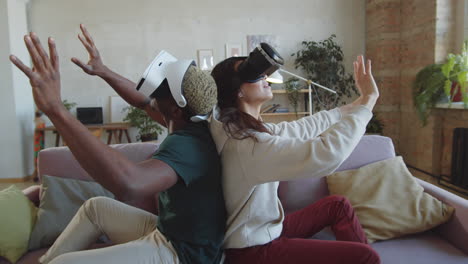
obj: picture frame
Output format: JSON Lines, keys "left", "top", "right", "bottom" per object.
{"left": 246, "top": 35, "right": 278, "bottom": 53}
{"left": 197, "top": 49, "right": 214, "bottom": 71}
{"left": 225, "top": 43, "right": 242, "bottom": 58}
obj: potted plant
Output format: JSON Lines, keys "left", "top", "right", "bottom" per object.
{"left": 284, "top": 77, "right": 301, "bottom": 117}
{"left": 123, "top": 106, "right": 164, "bottom": 142}
{"left": 413, "top": 64, "right": 446, "bottom": 125}
{"left": 62, "top": 99, "right": 77, "bottom": 111}
{"left": 441, "top": 40, "right": 468, "bottom": 107}
{"left": 413, "top": 41, "right": 468, "bottom": 125}
{"left": 366, "top": 114, "right": 384, "bottom": 135}
{"left": 291, "top": 34, "right": 358, "bottom": 112}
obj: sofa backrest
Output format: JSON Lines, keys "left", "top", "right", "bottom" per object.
{"left": 38, "top": 136, "right": 396, "bottom": 214}
{"left": 278, "top": 135, "right": 396, "bottom": 214}
{"left": 38, "top": 143, "right": 159, "bottom": 182}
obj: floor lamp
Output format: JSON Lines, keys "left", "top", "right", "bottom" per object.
{"left": 267, "top": 69, "right": 336, "bottom": 115}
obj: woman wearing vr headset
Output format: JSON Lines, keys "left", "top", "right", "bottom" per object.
{"left": 209, "top": 44, "right": 381, "bottom": 264}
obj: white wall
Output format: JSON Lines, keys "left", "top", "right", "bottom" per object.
{"left": 29, "top": 0, "right": 365, "bottom": 146}
{"left": 0, "top": 0, "right": 34, "bottom": 179}
{"left": 26, "top": 0, "right": 365, "bottom": 147}
{"left": 454, "top": 0, "right": 465, "bottom": 53}
{"left": 463, "top": 0, "right": 468, "bottom": 50}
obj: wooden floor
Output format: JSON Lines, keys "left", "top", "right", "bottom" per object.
{"left": 0, "top": 180, "right": 38, "bottom": 191}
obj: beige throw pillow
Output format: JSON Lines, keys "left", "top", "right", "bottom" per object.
{"left": 28, "top": 175, "right": 114, "bottom": 250}
{"left": 327, "top": 156, "right": 454, "bottom": 243}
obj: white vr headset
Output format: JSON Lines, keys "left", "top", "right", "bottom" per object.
{"left": 136, "top": 51, "right": 209, "bottom": 122}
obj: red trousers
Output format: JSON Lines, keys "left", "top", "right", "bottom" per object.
{"left": 225, "top": 195, "right": 381, "bottom": 264}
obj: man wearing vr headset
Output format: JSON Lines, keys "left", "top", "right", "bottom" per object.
{"left": 10, "top": 26, "right": 225, "bottom": 264}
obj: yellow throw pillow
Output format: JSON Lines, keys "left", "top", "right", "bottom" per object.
{"left": 327, "top": 156, "right": 454, "bottom": 243}
{"left": 0, "top": 185, "right": 38, "bottom": 263}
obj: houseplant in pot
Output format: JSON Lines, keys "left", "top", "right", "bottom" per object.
{"left": 365, "top": 114, "right": 384, "bottom": 135}
{"left": 284, "top": 77, "right": 301, "bottom": 117}
{"left": 441, "top": 40, "right": 468, "bottom": 107}
{"left": 413, "top": 40, "right": 468, "bottom": 126}
{"left": 62, "top": 99, "right": 77, "bottom": 111}
{"left": 123, "top": 106, "right": 164, "bottom": 141}
{"left": 291, "top": 34, "right": 358, "bottom": 112}
{"left": 413, "top": 64, "right": 446, "bottom": 126}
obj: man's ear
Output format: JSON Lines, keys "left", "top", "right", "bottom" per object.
{"left": 171, "top": 104, "right": 185, "bottom": 120}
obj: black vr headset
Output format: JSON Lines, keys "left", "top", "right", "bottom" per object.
{"left": 237, "top": 43, "right": 284, "bottom": 83}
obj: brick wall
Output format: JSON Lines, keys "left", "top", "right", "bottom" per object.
{"left": 400, "top": 0, "right": 438, "bottom": 172}
{"left": 366, "top": 0, "right": 402, "bottom": 151}
{"left": 365, "top": 0, "right": 460, "bottom": 174}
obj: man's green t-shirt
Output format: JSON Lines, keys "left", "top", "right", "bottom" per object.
{"left": 152, "top": 121, "right": 226, "bottom": 264}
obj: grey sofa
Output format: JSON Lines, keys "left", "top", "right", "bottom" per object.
{"left": 2, "top": 136, "right": 467, "bottom": 263}
{"left": 279, "top": 135, "right": 468, "bottom": 263}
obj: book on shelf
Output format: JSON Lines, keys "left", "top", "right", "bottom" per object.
{"left": 273, "top": 108, "right": 290, "bottom": 113}
{"left": 261, "top": 104, "right": 281, "bottom": 113}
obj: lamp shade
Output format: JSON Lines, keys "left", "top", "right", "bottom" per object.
{"left": 266, "top": 70, "right": 284, "bottom": 84}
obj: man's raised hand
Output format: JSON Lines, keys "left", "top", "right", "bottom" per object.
{"left": 71, "top": 24, "right": 107, "bottom": 76}
{"left": 10, "top": 33, "right": 64, "bottom": 116}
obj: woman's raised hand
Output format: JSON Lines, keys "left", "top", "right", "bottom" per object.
{"left": 352, "top": 55, "right": 379, "bottom": 111}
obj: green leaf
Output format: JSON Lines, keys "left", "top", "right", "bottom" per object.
{"left": 457, "top": 72, "right": 467, "bottom": 85}
{"left": 292, "top": 34, "right": 354, "bottom": 111}
{"left": 413, "top": 64, "right": 445, "bottom": 126}
{"left": 123, "top": 106, "right": 164, "bottom": 140}
{"left": 441, "top": 56, "right": 455, "bottom": 78}
{"left": 443, "top": 80, "right": 452, "bottom": 97}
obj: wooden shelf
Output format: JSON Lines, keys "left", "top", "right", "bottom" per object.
{"left": 271, "top": 89, "right": 309, "bottom": 94}
{"left": 261, "top": 112, "right": 309, "bottom": 116}
{"left": 435, "top": 102, "right": 467, "bottom": 110}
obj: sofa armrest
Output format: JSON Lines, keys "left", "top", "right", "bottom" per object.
{"left": 416, "top": 178, "right": 468, "bottom": 255}
{"left": 22, "top": 185, "right": 41, "bottom": 207}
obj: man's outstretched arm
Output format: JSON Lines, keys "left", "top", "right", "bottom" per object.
{"left": 71, "top": 24, "right": 165, "bottom": 126}
{"left": 10, "top": 33, "right": 175, "bottom": 211}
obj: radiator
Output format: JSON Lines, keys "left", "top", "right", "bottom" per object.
{"left": 451, "top": 128, "right": 468, "bottom": 188}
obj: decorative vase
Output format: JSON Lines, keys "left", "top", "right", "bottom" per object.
{"left": 451, "top": 82, "right": 463, "bottom": 102}
{"left": 140, "top": 134, "right": 158, "bottom": 142}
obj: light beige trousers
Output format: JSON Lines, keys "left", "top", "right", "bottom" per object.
{"left": 39, "top": 196, "right": 180, "bottom": 264}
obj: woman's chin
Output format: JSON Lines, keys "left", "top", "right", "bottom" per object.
{"left": 267, "top": 91, "right": 274, "bottom": 100}
{"left": 262, "top": 94, "right": 273, "bottom": 103}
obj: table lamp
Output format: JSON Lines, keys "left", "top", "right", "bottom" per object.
{"left": 267, "top": 69, "right": 336, "bottom": 115}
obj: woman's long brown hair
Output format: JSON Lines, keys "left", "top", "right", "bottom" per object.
{"left": 211, "top": 57, "right": 271, "bottom": 140}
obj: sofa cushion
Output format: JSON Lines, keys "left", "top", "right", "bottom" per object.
{"left": 278, "top": 135, "right": 396, "bottom": 214}
{"left": 28, "top": 175, "right": 114, "bottom": 250}
{"left": 38, "top": 143, "right": 158, "bottom": 182}
{"left": 327, "top": 156, "right": 454, "bottom": 243}
{"left": 0, "top": 186, "right": 37, "bottom": 264}
{"left": 309, "top": 229, "right": 467, "bottom": 263}
{"left": 372, "top": 232, "right": 468, "bottom": 264}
